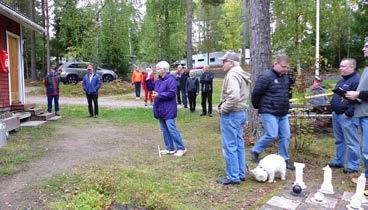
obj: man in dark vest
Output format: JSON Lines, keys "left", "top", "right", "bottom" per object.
{"left": 44, "top": 67, "right": 61, "bottom": 115}
{"left": 250, "top": 54, "right": 295, "bottom": 171}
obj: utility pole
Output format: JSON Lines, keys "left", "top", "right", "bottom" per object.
{"left": 315, "top": 0, "right": 320, "bottom": 76}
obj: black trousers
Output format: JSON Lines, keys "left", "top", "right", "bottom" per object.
{"left": 201, "top": 91, "right": 212, "bottom": 114}
{"left": 176, "top": 87, "right": 181, "bottom": 104}
{"left": 86, "top": 92, "right": 99, "bottom": 116}
{"left": 188, "top": 91, "right": 197, "bottom": 111}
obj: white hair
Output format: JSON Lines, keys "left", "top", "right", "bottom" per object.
{"left": 156, "top": 61, "right": 170, "bottom": 72}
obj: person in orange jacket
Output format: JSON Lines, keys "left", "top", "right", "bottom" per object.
{"left": 131, "top": 66, "right": 143, "bottom": 99}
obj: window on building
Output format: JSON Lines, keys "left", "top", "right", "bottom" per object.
{"left": 198, "top": 59, "right": 204, "bottom": 62}
{"left": 210, "top": 58, "right": 215, "bottom": 62}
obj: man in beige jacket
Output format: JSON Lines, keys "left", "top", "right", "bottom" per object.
{"left": 216, "top": 51, "right": 251, "bottom": 185}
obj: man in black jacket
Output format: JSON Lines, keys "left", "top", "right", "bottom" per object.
{"left": 328, "top": 58, "right": 360, "bottom": 174}
{"left": 179, "top": 67, "right": 189, "bottom": 108}
{"left": 250, "top": 54, "right": 295, "bottom": 170}
{"left": 200, "top": 66, "right": 214, "bottom": 117}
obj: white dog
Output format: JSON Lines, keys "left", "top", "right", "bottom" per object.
{"left": 250, "top": 154, "right": 287, "bottom": 183}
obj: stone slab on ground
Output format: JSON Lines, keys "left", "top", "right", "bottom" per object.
{"left": 20, "top": 121, "right": 46, "bottom": 127}
{"left": 47, "top": 116, "right": 62, "bottom": 121}
{"left": 305, "top": 192, "right": 338, "bottom": 209}
{"left": 265, "top": 196, "right": 301, "bottom": 210}
{"left": 260, "top": 183, "right": 368, "bottom": 209}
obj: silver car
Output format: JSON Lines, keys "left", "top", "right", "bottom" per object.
{"left": 58, "top": 61, "right": 118, "bottom": 84}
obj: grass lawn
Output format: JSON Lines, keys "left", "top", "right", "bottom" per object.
{"left": 20, "top": 105, "right": 346, "bottom": 210}
{"left": 4, "top": 76, "right": 356, "bottom": 210}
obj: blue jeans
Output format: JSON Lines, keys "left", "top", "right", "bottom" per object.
{"left": 134, "top": 82, "right": 141, "bottom": 97}
{"left": 180, "top": 89, "right": 187, "bottom": 106}
{"left": 47, "top": 95, "right": 59, "bottom": 113}
{"left": 159, "top": 118, "right": 185, "bottom": 151}
{"left": 220, "top": 111, "right": 247, "bottom": 182}
{"left": 252, "top": 113, "right": 291, "bottom": 161}
{"left": 331, "top": 113, "right": 360, "bottom": 171}
{"left": 359, "top": 117, "right": 368, "bottom": 177}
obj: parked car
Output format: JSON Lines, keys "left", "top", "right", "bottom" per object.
{"left": 58, "top": 62, "right": 118, "bottom": 84}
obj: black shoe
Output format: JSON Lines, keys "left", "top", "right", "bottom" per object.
{"left": 184, "top": 105, "right": 188, "bottom": 108}
{"left": 200, "top": 113, "right": 206, "bottom": 116}
{"left": 250, "top": 152, "right": 259, "bottom": 163}
{"left": 208, "top": 114, "right": 213, "bottom": 117}
{"left": 240, "top": 177, "right": 246, "bottom": 181}
{"left": 216, "top": 177, "right": 240, "bottom": 185}
{"left": 286, "top": 161, "right": 295, "bottom": 171}
{"left": 343, "top": 168, "right": 358, "bottom": 174}
{"left": 328, "top": 162, "right": 343, "bottom": 168}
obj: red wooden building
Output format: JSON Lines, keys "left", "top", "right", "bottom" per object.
{"left": 0, "top": 2, "right": 44, "bottom": 111}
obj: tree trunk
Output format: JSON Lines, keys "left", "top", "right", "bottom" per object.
{"left": 249, "top": 0, "right": 272, "bottom": 139}
{"left": 186, "top": 0, "right": 193, "bottom": 69}
{"left": 241, "top": 0, "right": 247, "bottom": 67}
{"left": 45, "top": 0, "right": 50, "bottom": 71}
{"left": 41, "top": 0, "right": 46, "bottom": 77}
{"left": 30, "top": 0, "right": 37, "bottom": 80}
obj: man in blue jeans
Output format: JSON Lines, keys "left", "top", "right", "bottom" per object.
{"left": 153, "top": 61, "right": 187, "bottom": 157}
{"left": 346, "top": 39, "right": 368, "bottom": 188}
{"left": 251, "top": 54, "right": 295, "bottom": 171}
{"left": 328, "top": 58, "right": 360, "bottom": 174}
{"left": 216, "top": 51, "right": 251, "bottom": 185}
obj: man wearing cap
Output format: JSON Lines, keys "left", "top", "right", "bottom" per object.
{"left": 308, "top": 76, "right": 329, "bottom": 106}
{"left": 216, "top": 51, "right": 251, "bottom": 185}
{"left": 346, "top": 39, "right": 368, "bottom": 188}
{"left": 251, "top": 54, "right": 295, "bottom": 171}
{"left": 153, "top": 61, "right": 187, "bottom": 157}
{"left": 328, "top": 58, "right": 360, "bottom": 174}
{"left": 82, "top": 64, "right": 102, "bottom": 118}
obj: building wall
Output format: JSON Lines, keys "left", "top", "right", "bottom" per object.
{"left": 0, "top": 14, "right": 20, "bottom": 108}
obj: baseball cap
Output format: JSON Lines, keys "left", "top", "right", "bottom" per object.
{"left": 219, "top": 51, "right": 240, "bottom": 62}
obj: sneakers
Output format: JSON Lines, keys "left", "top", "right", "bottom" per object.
{"left": 208, "top": 114, "right": 213, "bottom": 117}
{"left": 160, "top": 149, "right": 176, "bottom": 155}
{"left": 343, "top": 168, "right": 358, "bottom": 174}
{"left": 200, "top": 113, "right": 206, "bottom": 116}
{"left": 328, "top": 161, "right": 343, "bottom": 168}
{"left": 173, "top": 149, "right": 187, "bottom": 157}
{"left": 286, "top": 161, "right": 295, "bottom": 171}
{"left": 216, "top": 177, "right": 240, "bottom": 185}
{"left": 250, "top": 152, "right": 260, "bottom": 163}
{"left": 55, "top": 111, "right": 60, "bottom": 116}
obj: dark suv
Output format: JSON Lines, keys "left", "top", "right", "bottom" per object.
{"left": 58, "top": 62, "right": 118, "bottom": 84}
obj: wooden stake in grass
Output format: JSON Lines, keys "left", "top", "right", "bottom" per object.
{"left": 158, "top": 145, "right": 162, "bottom": 158}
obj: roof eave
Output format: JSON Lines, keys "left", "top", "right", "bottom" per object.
{"left": 0, "top": 4, "right": 45, "bottom": 33}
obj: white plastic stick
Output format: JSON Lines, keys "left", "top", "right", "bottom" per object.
{"left": 158, "top": 145, "right": 162, "bottom": 158}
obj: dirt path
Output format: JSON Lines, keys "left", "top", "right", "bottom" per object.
{"left": 27, "top": 95, "right": 146, "bottom": 108}
{"left": 0, "top": 120, "right": 160, "bottom": 209}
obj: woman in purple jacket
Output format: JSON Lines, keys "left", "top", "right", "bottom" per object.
{"left": 153, "top": 61, "right": 187, "bottom": 157}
